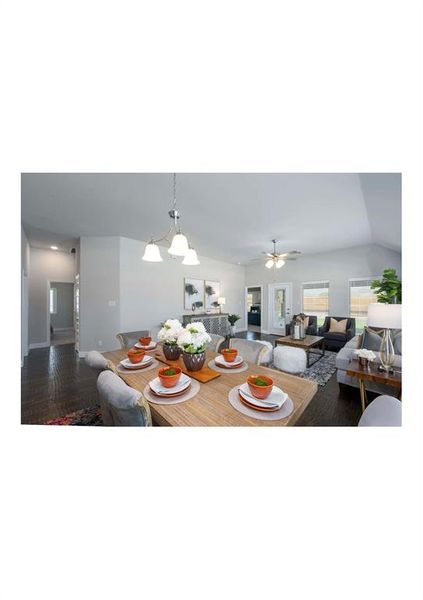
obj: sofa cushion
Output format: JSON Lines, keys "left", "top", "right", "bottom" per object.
{"left": 329, "top": 318, "right": 348, "bottom": 333}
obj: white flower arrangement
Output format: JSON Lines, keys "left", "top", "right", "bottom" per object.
{"left": 177, "top": 321, "right": 212, "bottom": 354}
{"left": 157, "top": 319, "right": 184, "bottom": 345}
{"left": 354, "top": 349, "right": 376, "bottom": 361}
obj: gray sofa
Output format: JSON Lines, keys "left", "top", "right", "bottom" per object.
{"left": 336, "top": 335, "right": 402, "bottom": 395}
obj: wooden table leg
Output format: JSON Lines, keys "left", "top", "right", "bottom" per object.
{"left": 359, "top": 379, "right": 367, "bottom": 413}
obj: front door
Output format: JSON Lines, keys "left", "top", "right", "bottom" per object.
{"left": 268, "top": 283, "right": 292, "bottom": 335}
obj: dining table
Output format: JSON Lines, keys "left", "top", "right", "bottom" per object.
{"left": 102, "top": 347, "right": 318, "bottom": 427}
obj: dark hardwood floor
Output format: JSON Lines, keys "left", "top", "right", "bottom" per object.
{"left": 21, "top": 334, "right": 365, "bottom": 426}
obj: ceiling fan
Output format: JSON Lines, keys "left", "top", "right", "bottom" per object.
{"left": 260, "top": 239, "right": 301, "bottom": 269}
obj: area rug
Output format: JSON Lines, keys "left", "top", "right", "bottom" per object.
{"left": 269, "top": 350, "right": 337, "bottom": 386}
{"left": 46, "top": 405, "right": 103, "bottom": 425}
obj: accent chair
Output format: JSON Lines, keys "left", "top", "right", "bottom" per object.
{"left": 318, "top": 317, "right": 356, "bottom": 350}
{"left": 285, "top": 315, "right": 318, "bottom": 336}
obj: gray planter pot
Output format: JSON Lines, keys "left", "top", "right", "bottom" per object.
{"left": 163, "top": 344, "right": 181, "bottom": 361}
{"left": 182, "top": 351, "right": 206, "bottom": 371}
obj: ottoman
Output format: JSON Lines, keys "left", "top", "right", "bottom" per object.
{"left": 273, "top": 345, "right": 307, "bottom": 375}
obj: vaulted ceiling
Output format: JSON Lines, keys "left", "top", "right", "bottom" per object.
{"left": 21, "top": 173, "right": 401, "bottom": 263}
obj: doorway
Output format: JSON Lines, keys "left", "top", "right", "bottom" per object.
{"left": 48, "top": 281, "right": 75, "bottom": 346}
{"left": 245, "top": 285, "right": 263, "bottom": 333}
{"left": 267, "top": 282, "right": 292, "bottom": 336}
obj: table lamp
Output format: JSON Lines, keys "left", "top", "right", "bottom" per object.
{"left": 217, "top": 297, "right": 226, "bottom": 314}
{"left": 367, "top": 303, "right": 402, "bottom": 373}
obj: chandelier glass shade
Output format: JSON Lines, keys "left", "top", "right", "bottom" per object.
{"left": 182, "top": 247, "right": 200, "bottom": 265}
{"left": 142, "top": 242, "right": 163, "bottom": 262}
{"left": 168, "top": 232, "right": 189, "bottom": 256}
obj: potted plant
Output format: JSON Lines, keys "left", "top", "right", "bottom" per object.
{"left": 177, "top": 322, "right": 211, "bottom": 371}
{"left": 227, "top": 314, "right": 241, "bottom": 336}
{"left": 157, "top": 319, "right": 184, "bottom": 360}
{"left": 371, "top": 268, "right": 402, "bottom": 304}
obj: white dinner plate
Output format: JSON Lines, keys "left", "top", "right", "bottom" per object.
{"left": 215, "top": 354, "right": 244, "bottom": 368}
{"left": 149, "top": 373, "right": 191, "bottom": 396}
{"left": 120, "top": 355, "right": 154, "bottom": 369}
{"left": 135, "top": 342, "right": 157, "bottom": 350}
{"left": 238, "top": 383, "right": 288, "bottom": 409}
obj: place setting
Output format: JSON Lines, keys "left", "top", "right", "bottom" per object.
{"left": 143, "top": 366, "right": 200, "bottom": 405}
{"left": 209, "top": 347, "right": 249, "bottom": 374}
{"left": 134, "top": 335, "right": 157, "bottom": 351}
{"left": 228, "top": 374, "right": 294, "bottom": 421}
{"left": 117, "top": 347, "right": 159, "bottom": 373}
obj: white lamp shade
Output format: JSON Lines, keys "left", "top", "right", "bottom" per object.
{"left": 265, "top": 259, "right": 274, "bottom": 269}
{"left": 217, "top": 297, "right": 226, "bottom": 306}
{"left": 276, "top": 259, "right": 285, "bottom": 269}
{"left": 367, "top": 303, "right": 402, "bottom": 329}
{"left": 182, "top": 248, "right": 200, "bottom": 265}
{"left": 142, "top": 243, "right": 163, "bottom": 262}
{"left": 168, "top": 233, "right": 189, "bottom": 256}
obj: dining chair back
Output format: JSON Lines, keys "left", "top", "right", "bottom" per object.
{"left": 208, "top": 333, "right": 225, "bottom": 353}
{"left": 116, "top": 330, "right": 150, "bottom": 349}
{"left": 358, "top": 394, "right": 401, "bottom": 427}
{"left": 229, "top": 338, "right": 268, "bottom": 365}
{"left": 86, "top": 350, "right": 118, "bottom": 374}
{"left": 97, "top": 370, "right": 152, "bottom": 427}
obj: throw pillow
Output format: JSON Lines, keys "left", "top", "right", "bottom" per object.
{"left": 329, "top": 318, "right": 348, "bottom": 333}
{"left": 303, "top": 316, "right": 310, "bottom": 329}
{"left": 360, "top": 327, "right": 384, "bottom": 351}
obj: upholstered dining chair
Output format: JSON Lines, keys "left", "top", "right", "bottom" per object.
{"left": 86, "top": 350, "right": 118, "bottom": 375}
{"left": 229, "top": 338, "right": 268, "bottom": 365}
{"left": 358, "top": 395, "right": 401, "bottom": 427}
{"left": 97, "top": 370, "right": 152, "bottom": 427}
{"left": 207, "top": 333, "right": 225, "bottom": 353}
{"left": 116, "top": 330, "right": 150, "bottom": 349}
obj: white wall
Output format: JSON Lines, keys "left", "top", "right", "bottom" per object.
{"left": 119, "top": 236, "right": 246, "bottom": 337}
{"left": 28, "top": 247, "right": 76, "bottom": 347}
{"left": 51, "top": 282, "right": 74, "bottom": 329}
{"left": 21, "top": 227, "right": 30, "bottom": 362}
{"left": 246, "top": 244, "right": 401, "bottom": 332}
{"left": 79, "top": 236, "right": 121, "bottom": 353}
{"left": 78, "top": 235, "right": 246, "bottom": 353}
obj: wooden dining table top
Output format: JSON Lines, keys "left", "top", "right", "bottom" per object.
{"left": 102, "top": 348, "right": 318, "bottom": 427}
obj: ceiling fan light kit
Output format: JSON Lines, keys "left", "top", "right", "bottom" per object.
{"left": 142, "top": 174, "right": 199, "bottom": 265}
{"left": 261, "top": 239, "right": 300, "bottom": 269}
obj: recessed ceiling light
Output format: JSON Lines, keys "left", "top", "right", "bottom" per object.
{"left": 50, "top": 246, "right": 58, "bottom": 250}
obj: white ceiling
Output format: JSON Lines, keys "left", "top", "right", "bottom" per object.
{"left": 21, "top": 173, "right": 401, "bottom": 263}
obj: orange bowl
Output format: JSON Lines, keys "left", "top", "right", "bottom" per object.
{"left": 220, "top": 348, "right": 238, "bottom": 363}
{"left": 139, "top": 336, "right": 152, "bottom": 346}
{"left": 127, "top": 348, "right": 145, "bottom": 364}
{"left": 247, "top": 374, "right": 274, "bottom": 399}
{"left": 158, "top": 366, "right": 182, "bottom": 388}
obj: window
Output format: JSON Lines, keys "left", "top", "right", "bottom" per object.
{"left": 49, "top": 287, "right": 57, "bottom": 314}
{"left": 302, "top": 281, "right": 329, "bottom": 327}
{"left": 349, "top": 278, "right": 379, "bottom": 333}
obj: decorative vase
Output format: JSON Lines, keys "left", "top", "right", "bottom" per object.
{"left": 229, "top": 325, "right": 236, "bottom": 336}
{"left": 182, "top": 351, "right": 206, "bottom": 371}
{"left": 163, "top": 344, "right": 181, "bottom": 361}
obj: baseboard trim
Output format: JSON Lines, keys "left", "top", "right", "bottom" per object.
{"left": 29, "top": 342, "right": 49, "bottom": 349}
{"left": 52, "top": 327, "right": 74, "bottom": 332}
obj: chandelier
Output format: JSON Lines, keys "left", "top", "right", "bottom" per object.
{"left": 142, "top": 174, "right": 200, "bottom": 265}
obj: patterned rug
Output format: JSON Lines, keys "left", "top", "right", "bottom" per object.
{"left": 46, "top": 405, "right": 103, "bottom": 425}
{"left": 270, "top": 350, "right": 337, "bottom": 386}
